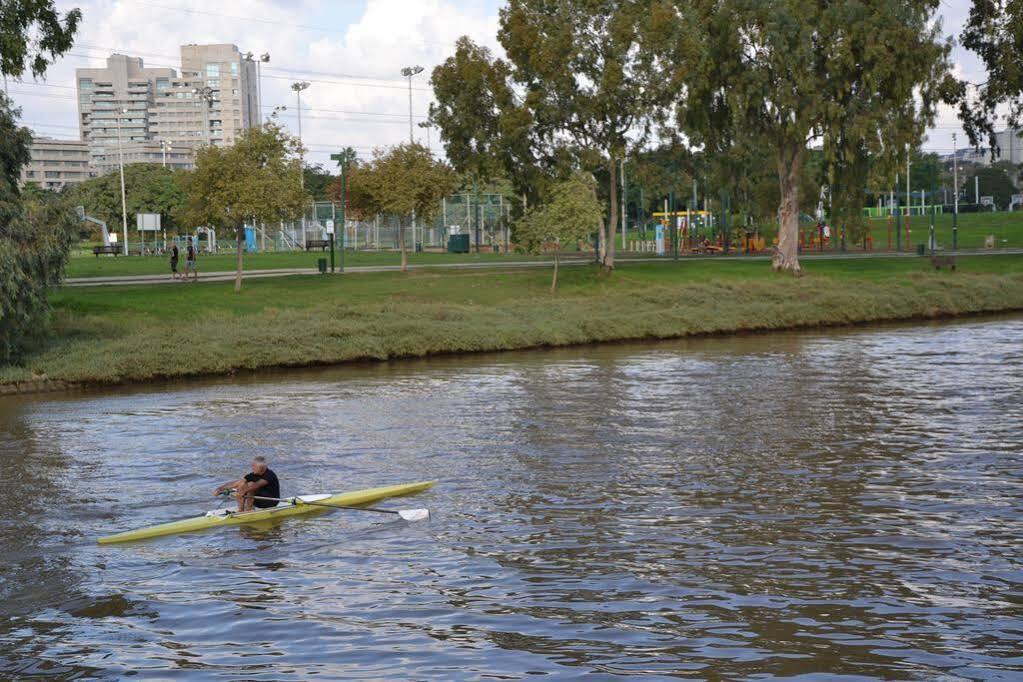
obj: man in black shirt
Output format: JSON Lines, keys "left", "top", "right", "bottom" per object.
{"left": 213, "top": 456, "right": 281, "bottom": 511}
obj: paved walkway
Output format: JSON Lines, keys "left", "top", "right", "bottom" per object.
{"left": 62, "top": 249, "right": 1023, "bottom": 287}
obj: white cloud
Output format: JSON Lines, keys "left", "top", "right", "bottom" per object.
{"left": 10, "top": 0, "right": 500, "bottom": 166}
{"left": 6, "top": 1, "right": 996, "bottom": 164}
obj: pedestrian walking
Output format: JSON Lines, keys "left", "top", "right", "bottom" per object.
{"left": 170, "top": 242, "right": 179, "bottom": 280}
{"left": 185, "top": 236, "right": 198, "bottom": 282}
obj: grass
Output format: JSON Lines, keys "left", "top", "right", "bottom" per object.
{"left": 3, "top": 255, "right": 1022, "bottom": 389}
{"left": 68, "top": 210, "right": 1023, "bottom": 278}
{"left": 861, "top": 210, "right": 1023, "bottom": 250}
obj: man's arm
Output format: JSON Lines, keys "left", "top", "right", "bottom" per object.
{"left": 213, "top": 478, "right": 244, "bottom": 496}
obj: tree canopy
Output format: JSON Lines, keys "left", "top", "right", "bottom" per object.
{"left": 360, "top": 143, "right": 457, "bottom": 271}
{"left": 0, "top": 93, "right": 76, "bottom": 363}
{"left": 516, "top": 173, "right": 603, "bottom": 292}
{"left": 953, "top": 0, "right": 1023, "bottom": 154}
{"left": 647, "top": 0, "right": 953, "bottom": 273}
{"left": 68, "top": 163, "right": 186, "bottom": 235}
{"left": 0, "top": 0, "right": 81, "bottom": 81}
{"left": 180, "top": 123, "right": 305, "bottom": 291}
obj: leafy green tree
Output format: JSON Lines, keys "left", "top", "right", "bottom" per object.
{"left": 68, "top": 163, "right": 187, "bottom": 235}
{"left": 648, "top": 0, "right": 952, "bottom": 273}
{"left": 432, "top": 4, "right": 666, "bottom": 271}
{"left": 0, "top": 94, "right": 76, "bottom": 363}
{"left": 429, "top": 38, "right": 540, "bottom": 202}
{"left": 966, "top": 165, "right": 1018, "bottom": 209}
{"left": 302, "top": 163, "right": 336, "bottom": 201}
{"left": 361, "top": 143, "right": 457, "bottom": 271}
{"left": 952, "top": 1, "right": 1023, "bottom": 153}
{"left": 179, "top": 124, "right": 304, "bottom": 292}
{"left": 517, "top": 173, "right": 603, "bottom": 292}
{"left": 0, "top": 0, "right": 81, "bottom": 81}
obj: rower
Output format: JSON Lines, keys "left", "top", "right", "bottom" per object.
{"left": 213, "top": 456, "right": 281, "bottom": 512}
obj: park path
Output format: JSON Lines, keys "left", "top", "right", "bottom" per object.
{"left": 62, "top": 249, "right": 1023, "bottom": 287}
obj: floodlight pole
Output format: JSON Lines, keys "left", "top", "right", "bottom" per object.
{"left": 401, "top": 65, "right": 424, "bottom": 252}
{"left": 116, "top": 107, "right": 129, "bottom": 255}
{"left": 292, "top": 81, "right": 311, "bottom": 248}
{"left": 952, "top": 132, "right": 959, "bottom": 250}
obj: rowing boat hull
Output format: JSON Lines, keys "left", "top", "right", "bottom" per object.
{"left": 98, "top": 481, "right": 435, "bottom": 544}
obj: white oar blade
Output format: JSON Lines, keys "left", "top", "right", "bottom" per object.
{"left": 397, "top": 509, "right": 430, "bottom": 522}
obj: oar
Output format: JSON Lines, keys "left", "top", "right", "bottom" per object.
{"left": 251, "top": 494, "right": 430, "bottom": 522}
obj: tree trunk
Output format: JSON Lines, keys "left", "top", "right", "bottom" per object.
{"left": 551, "top": 252, "right": 559, "bottom": 293}
{"left": 603, "top": 157, "right": 618, "bottom": 271}
{"left": 399, "top": 219, "right": 408, "bottom": 272}
{"left": 773, "top": 144, "right": 805, "bottom": 274}
{"left": 234, "top": 224, "right": 244, "bottom": 293}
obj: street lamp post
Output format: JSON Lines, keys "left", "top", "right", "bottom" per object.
{"left": 160, "top": 139, "right": 171, "bottom": 168}
{"left": 192, "top": 86, "right": 215, "bottom": 146}
{"left": 244, "top": 52, "right": 270, "bottom": 124}
{"left": 952, "top": 132, "right": 959, "bottom": 250}
{"left": 292, "top": 81, "right": 310, "bottom": 248}
{"left": 400, "top": 65, "right": 424, "bottom": 252}
{"left": 116, "top": 106, "right": 129, "bottom": 255}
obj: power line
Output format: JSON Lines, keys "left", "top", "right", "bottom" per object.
{"left": 123, "top": 0, "right": 461, "bottom": 48}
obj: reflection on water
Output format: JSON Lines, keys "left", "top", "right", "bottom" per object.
{"left": 1, "top": 316, "right": 1021, "bottom": 679}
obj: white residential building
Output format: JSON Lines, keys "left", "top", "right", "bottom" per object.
{"left": 75, "top": 44, "right": 258, "bottom": 174}
{"left": 18, "top": 137, "right": 94, "bottom": 190}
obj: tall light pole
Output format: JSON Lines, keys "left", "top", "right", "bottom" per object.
{"left": 952, "top": 132, "right": 959, "bottom": 249}
{"left": 400, "top": 65, "right": 424, "bottom": 251}
{"left": 400, "top": 65, "right": 424, "bottom": 143}
{"left": 292, "top": 81, "right": 310, "bottom": 247}
{"left": 192, "top": 86, "right": 215, "bottom": 146}
{"left": 245, "top": 52, "right": 270, "bottom": 124}
{"left": 116, "top": 106, "right": 129, "bottom": 255}
{"left": 160, "top": 139, "right": 171, "bottom": 168}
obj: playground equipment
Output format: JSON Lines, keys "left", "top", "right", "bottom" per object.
{"left": 75, "top": 206, "right": 111, "bottom": 246}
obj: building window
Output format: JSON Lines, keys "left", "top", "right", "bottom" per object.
{"left": 79, "top": 78, "right": 93, "bottom": 90}
{"left": 206, "top": 63, "right": 220, "bottom": 77}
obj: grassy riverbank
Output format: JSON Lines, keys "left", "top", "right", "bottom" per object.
{"left": 3, "top": 255, "right": 1023, "bottom": 389}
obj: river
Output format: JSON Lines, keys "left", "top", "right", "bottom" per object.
{"left": 1, "top": 316, "right": 1021, "bottom": 680}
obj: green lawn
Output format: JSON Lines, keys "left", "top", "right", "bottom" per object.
{"left": 860, "top": 210, "right": 1023, "bottom": 250}
{"left": 3, "top": 255, "right": 1019, "bottom": 389}
{"left": 68, "top": 210, "right": 1023, "bottom": 278}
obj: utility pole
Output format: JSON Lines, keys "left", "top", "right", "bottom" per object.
{"left": 160, "top": 139, "right": 171, "bottom": 168}
{"left": 116, "top": 107, "right": 129, "bottom": 255}
{"left": 952, "top": 132, "right": 959, "bottom": 249}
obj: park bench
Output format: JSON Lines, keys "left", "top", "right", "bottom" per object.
{"left": 930, "top": 254, "right": 956, "bottom": 271}
{"left": 92, "top": 245, "right": 120, "bottom": 257}
{"left": 304, "top": 239, "right": 332, "bottom": 251}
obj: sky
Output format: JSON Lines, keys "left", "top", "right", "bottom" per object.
{"left": 6, "top": 0, "right": 988, "bottom": 168}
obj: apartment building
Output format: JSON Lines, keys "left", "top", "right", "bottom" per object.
{"left": 19, "top": 138, "right": 94, "bottom": 190}
{"left": 91, "top": 140, "right": 196, "bottom": 175}
{"left": 74, "top": 45, "right": 257, "bottom": 175}
{"left": 76, "top": 54, "right": 175, "bottom": 161}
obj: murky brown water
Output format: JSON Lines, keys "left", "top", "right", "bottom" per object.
{"left": 1, "top": 317, "right": 1021, "bottom": 680}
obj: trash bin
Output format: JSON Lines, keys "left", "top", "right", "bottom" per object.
{"left": 447, "top": 234, "right": 470, "bottom": 254}
{"left": 318, "top": 258, "right": 327, "bottom": 274}
{"left": 916, "top": 244, "right": 926, "bottom": 256}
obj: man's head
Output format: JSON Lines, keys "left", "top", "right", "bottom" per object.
{"left": 251, "top": 456, "right": 268, "bottom": 474}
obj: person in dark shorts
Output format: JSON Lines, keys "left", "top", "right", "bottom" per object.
{"left": 213, "top": 456, "right": 281, "bottom": 511}
{"left": 170, "top": 242, "right": 179, "bottom": 279}
{"left": 184, "top": 236, "right": 198, "bottom": 282}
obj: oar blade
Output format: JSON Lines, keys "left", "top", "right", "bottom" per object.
{"left": 397, "top": 509, "right": 430, "bottom": 522}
